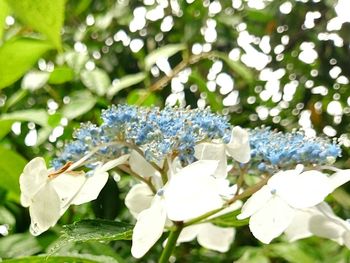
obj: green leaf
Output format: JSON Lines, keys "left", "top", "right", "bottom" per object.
{"left": 145, "top": 43, "right": 186, "bottom": 70}
{"left": 1, "top": 109, "right": 49, "bottom": 126}
{"left": 189, "top": 71, "right": 223, "bottom": 112}
{"left": 208, "top": 209, "right": 249, "bottom": 227}
{"left": 0, "top": 38, "right": 53, "bottom": 89}
{"left": 0, "top": 0, "right": 9, "bottom": 40}
{"left": 48, "top": 66, "right": 74, "bottom": 84}
{"left": 127, "top": 89, "right": 158, "bottom": 106}
{"left": 5, "top": 0, "right": 65, "bottom": 49}
{"left": 21, "top": 70, "right": 50, "bottom": 91}
{"left": 50, "top": 219, "right": 133, "bottom": 254}
{"left": 236, "top": 248, "right": 270, "bottom": 263}
{"left": 268, "top": 243, "right": 317, "bottom": 263}
{"left": 4, "top": 254, "right": 120, "bottom": 263}
{"left": 65, "top": 51, "right": 89, "bottom": 73}
{"left": 213, "top": 51, "right": 254, "bottom": 83}
{"left": 61, "top": 90, "right": 96, "bottom": 120}
{"left": 0, "top": 146, "right": 27, "bottom": 201}
{"left": 0, "top": 233, "right": 41, "bottom": 259}
{"left": 0, "top": 119, "right": 13, "bottom": 140}
{"left": 107, "top": 72, "right": 146, "bottom": 98}
{"left": 3, "top": 89, "right": 28, "bottom": 111}
{"left": 81, "top": 68, "right": 111, "bottom": 96}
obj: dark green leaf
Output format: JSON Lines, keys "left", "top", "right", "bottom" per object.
{"left": 268, "top": 243, "right": 317, "bottom": 263}
{"left": 213, "top": 51, "right": 254, "bottom": 83}
{"left": 208, "top": 209, "right": 249, "bottom": 227}
{"left": 49, "top": 219, "right": 133, "bottom": 254}
{"left": 0, "top": 146, "right": 27, "bottom": 201}
{"left": 0, "top": 38, "right": 53, "bottom": 89}
{"left": 0, "top": 233, "right": 41, "bottom": 258}
{"left": 3, "top": 254, "right": 119, "bottom": 263}
{"left": 5, "top": 0, "right": 65, "bottom": 49}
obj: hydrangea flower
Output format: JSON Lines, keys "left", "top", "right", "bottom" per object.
{"left": 52, "top": 105, "right": 233, "bottom": 168}
{"left": 20, "top": 155, "right": 129, "bottom": 235}
{"left": 237, "top": 166, "right": 350, "bottom": 244}
{"left": 284, "top": 201, "right": 350, "bottom": 247}
{"left": 249, "top": 127, "right": 341, "bottom": 170}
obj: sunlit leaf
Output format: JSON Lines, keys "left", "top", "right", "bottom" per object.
{"left": 0, "top": 146, "right": 27, "bottom": 201}
{"left": 65, "top": 51, "right": 89, "bottom": 73}
{"left": 0, "top": 0, "right": 9, "bottom": 40}
{"left": 0, "top": 233, "right": 40, "bottom": 259}
{"left": 50, "top": 219, "right": 133, "bottom": 254}
{"left": 107, "top": 72, "right": 146, "bottom": 98}
{"left": 236, "top": 248, "right": 270, "bottom": 263}
{"left": 61, "top": 90, "right": 96, "bottom": 120}
{"left": 5, "top": 0, "right": 65, "bottom": 49}
{"left": 0, "top": 38, "right": 53, "bottom": 89}
{"left": 145, "top": 43, "right": 186, "bottom": 70}
{"left": 0, "top": 119, "right": 13, "bottom": 140}
{"left": 3, "top": 89, "right": 28, "bottom": 111}
{"left": 21, "top": 70, "right": 50, "bottom": 91}
{"left": 213, "top": 51, "right": 254, "bottom": 83}
{"left": 48, "top": 67, "right": 74, "bottom": 84}
{"left": 1, "top": 109, "right": 48, "bottom": 126}
{"left": 127, "top": 89, "right": 158, "bottom": 106}
{"left": 81, "top": 68, "right": 111, "bottom": 96}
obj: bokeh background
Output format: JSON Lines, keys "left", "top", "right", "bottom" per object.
{"left": 0, "top": 0, "right": 350, "bottom": 262}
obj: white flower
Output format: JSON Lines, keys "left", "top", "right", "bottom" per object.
{"left": 20, "top": 155, "right": 129, "bottom": 236}
{"left": 175, "top": 200, "right": 242, "bottom": 252}
{"left": 284, "top": 202, "right": 350, "bottom": 248}
{"left": 237, "top": 167, "right": 350, "bottom": 244}
{"left": 194, "top": 126, "right": 250, "bottom": 178}
{"left": 129, "top": 159, "right": 226, "bottom": 258}
{"left": 177, "top": 223, "right": 235, "bottom": 253}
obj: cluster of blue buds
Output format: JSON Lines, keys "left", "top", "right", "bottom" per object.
{"left": 249, "top": 127, "right": 341, "bottom": 171}
{"left": 52, "top": 105, "right": 232, "bottom": 168}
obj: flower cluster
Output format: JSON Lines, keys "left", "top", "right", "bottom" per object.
{"left": 18, "top": 104, "right": 350, "bottom": 262}
{"left": 52, "top": 105, "right": 232, "bottom": 168}
{"left": 249, "top": 127, "right": 341, "bottom": 171}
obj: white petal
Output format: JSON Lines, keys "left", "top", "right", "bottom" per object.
{"left": 249, "top": 196, "right": 295, "bottom": 244}
{"left": 99, "top": 154, "right": 129, "bottom": 173}
{"left": 164, "top": 161, "right": 223, "bottom": 221}
{"left": 29, "top": 184, "right": 61, "bottom": 236}
{"left": 237, "top": 185, "right": 272, "bottom": 220}
{"left": 175, "top": 160, "right": 218, "bottom": 178}
{"left": 125, "top": 184, "right": 154, "bottom": 218}
{"left": 131, "top": 197, "right": 166, "bottom": 258}
{"left": 269, "top": 170, "right": 331, "bottom": 209}
{"left": 70, "top": 170, "right": 108, "bottom": 205}
{"left": 129, "top": 150, "right": 159, "bottom": 179}
{"left": 50, "top": 173, "right": 87, "bottom": 212}
{"left": 194, "top": 143, "right": 227, "bottom": 178}
{"left": 328, "top": 169, "right": 350, "bottom": 192}
{"left": 197, "top": 223, "right": 235, "bottom": 252}
{"left": 284, "top": 209, "right": 314, "bottom": 242}
{"left": 226, "top": 126, "right": 251, "bottom": 163}
{"left": 177, "top": 224, "right": 201, "bottom": 243}
{"left": 20, "top": 157, "right": 48, "bottom": 207}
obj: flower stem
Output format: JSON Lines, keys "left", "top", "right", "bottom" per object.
{"left": 158, "top": 223, "right": 183, "bottom": 263}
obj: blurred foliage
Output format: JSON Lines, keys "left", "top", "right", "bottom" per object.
{"left": 0, "top": 0, "right": 350, "bottom": 262}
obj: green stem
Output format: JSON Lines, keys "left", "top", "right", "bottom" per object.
{"left": 158, "top": 223, "right": 184, "bottom": 263}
